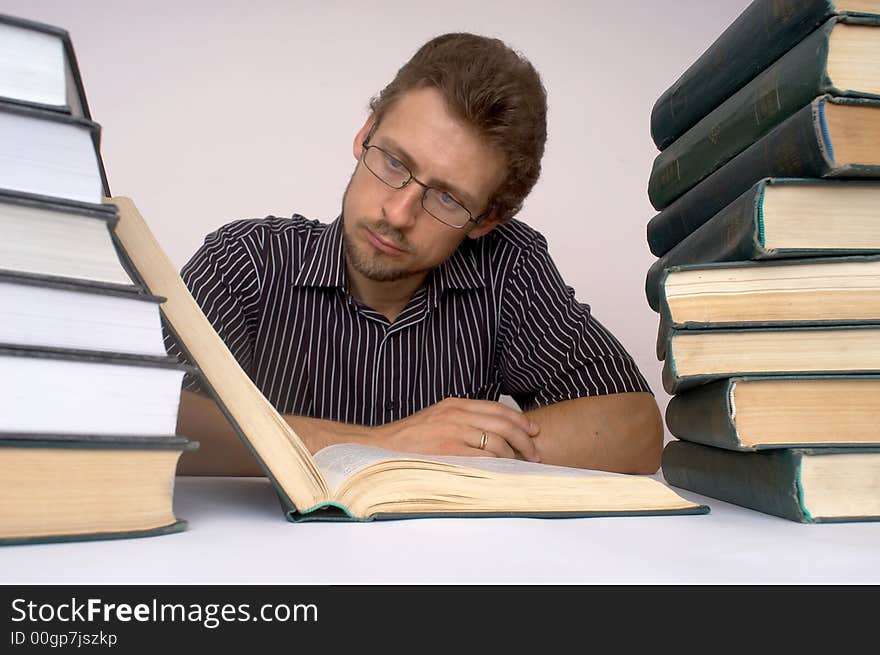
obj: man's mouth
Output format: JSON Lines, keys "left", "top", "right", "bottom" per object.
{"left": 364, "top": 226, "right": 407, "bottom": 254}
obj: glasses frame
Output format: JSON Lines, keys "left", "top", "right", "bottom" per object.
{"left": 360, "top": 133, "right": 490, "bottom": 229}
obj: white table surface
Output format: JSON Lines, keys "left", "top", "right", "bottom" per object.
{"left": 3, "top": 476, "right": 878, "bottom": 585}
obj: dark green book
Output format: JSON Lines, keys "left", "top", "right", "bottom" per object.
{"left": 652, "top": 254, "right": 880, "bottom": 327}
{"left": 648, "top": 17, "right": 880, "bottom": 209}
{"left": 650, "top": 0, "right": 880, "bottom": 150}
{"left": 662, "top": 440, "right": 880, "bottom": 523}
{"left": 665, "top": 375, "right": 880, "bottom": 451}
{"left": 644, "top": 178, "right": 880, "bottom": 311}
{"left": 661, "top": 324, "right": 880, "bottom": 394}
{"left": 646, "top": 95, "right": 880, "bottom": 257}
{"left": 0, "top": 434, "right": 198, "bottom": 545}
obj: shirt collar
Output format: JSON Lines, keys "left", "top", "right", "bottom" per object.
{"left": 292, "top": 215, "right": 347, "bottom": 288}
{"left": 292, "top": 215, "right": 486, "bottom": 294}
{"left": 434, "top": 237, "right": 484, "bottom": 292}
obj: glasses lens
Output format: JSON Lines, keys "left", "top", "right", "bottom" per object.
{"left": 423, "top": 188, "right": 470, "bottom": 228}
{"left": 364, "top": 146, "right": 409, "bottom": 188}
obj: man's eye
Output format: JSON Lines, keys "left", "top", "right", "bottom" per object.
{"left": 438, "top": 191, "right": 460, "bottom": 208}
{"left": 383, "top": 153, "right": 405, "bottom": 171}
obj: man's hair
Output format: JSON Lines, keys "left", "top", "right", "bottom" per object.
{"left": 369, "top": 33, "right": 547, "bottom": 224}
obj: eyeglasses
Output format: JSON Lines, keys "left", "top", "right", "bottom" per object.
{"left": 360, "top": 140, "right": 489, "bottom": 229}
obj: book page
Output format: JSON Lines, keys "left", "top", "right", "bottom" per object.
{"left": 0, "top": 23, "right": 66, "bottom": 106}
{"left": 314, "top": 443, "right": 629, "bottom": 495}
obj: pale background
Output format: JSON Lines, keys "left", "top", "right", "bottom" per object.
{"left": 5, "top": 0, "right": 750, "bottom": 437}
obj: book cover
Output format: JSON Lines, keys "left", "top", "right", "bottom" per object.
{"left": 0, "top": 268, "right": 153, "bottom": 299}
{"left": 646, "top": 95, "right": 880, "bottom": 257}
{"left": 650, "top": 0, "right": 880, "bottom": 150}
{"left": 0, "top": 342, "right": 185, "bottom": 370}
{"left": 662, "top": 440, "right": 880, "bottom": 523}
{"left": 649, "top": 17, "right": 880, "bottom": 209}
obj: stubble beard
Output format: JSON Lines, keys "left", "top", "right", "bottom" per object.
{"left": 343, "top": 229, "right": 412, "bottom": 283}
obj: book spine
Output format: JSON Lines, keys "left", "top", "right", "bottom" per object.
{"left": 646, "top": 182, "right": 763, "bottom": 312}
{"left": 647, "top": 99, "right": 829, "bottom": 257}
{"left": 655, "top": 315, "right": 671, "bottom": 361}
{"left": 664, "top": 380, "right": 743, "bottom": 449}
{"left": 661, "top": 353, "right": 680, "bottom": 394}
{"left": 650, "top": 0, "right": 836, "bottom": 150}
{"left": 661, "top": 440, "right": 808, "bottom": 522}
{"left": 648, "top": 20, "right": 837, "bottom": 209}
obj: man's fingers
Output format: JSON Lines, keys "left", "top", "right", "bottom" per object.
{"left": 472, "top": 431, "right": 516, "bottom": 459}
{"left": 451, "top": 398, "right": 540, "bottom": 435}
{"left": 464, "top": 415, "right": 540, "bottom": 462}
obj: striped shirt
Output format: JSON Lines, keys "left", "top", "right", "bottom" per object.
{"left": 165, "top": 214, "right": 650, "bottom": 426}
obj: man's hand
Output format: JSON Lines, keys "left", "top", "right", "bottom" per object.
{"left": 372, "top": 398, "right": 542, "bottom": 462}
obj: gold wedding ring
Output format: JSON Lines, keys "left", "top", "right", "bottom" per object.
{"left": 479, "top": 431, "right": 489, "bottom": 450}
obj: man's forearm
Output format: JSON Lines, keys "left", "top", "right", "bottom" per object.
{"left": 175, "top": 389, "right": 380, "bottom": 476}
{"left": 524, "top": 392, "right": 663, "bottom": 474}
{"left": 176, "top": 388, "right": 662, "bottom": 476}
{"left": 283, "top": 414, "right": 378, "bottom": 453}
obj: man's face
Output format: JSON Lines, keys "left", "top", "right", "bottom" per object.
{"left": 342, "top": 86, "right": 506, "bottom": 284}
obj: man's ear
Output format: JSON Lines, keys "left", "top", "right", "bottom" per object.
{"left": 353, "top": 115, "right": 377, "bottom": 161}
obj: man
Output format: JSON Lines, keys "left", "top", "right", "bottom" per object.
{"left": 169, "top": 33, "right": 662, "bottom": 476}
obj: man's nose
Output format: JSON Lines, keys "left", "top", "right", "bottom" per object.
{"left": 382, "top": 179, "right": 424, "bottom": 228}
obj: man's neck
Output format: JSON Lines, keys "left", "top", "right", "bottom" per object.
{"left": 345, "top": 265, "right": 428, "bottom": 323}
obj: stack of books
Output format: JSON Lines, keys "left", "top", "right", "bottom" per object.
{"left": 0, "top": 14, "right": 196, "bottom": 545}
{"left": 644, "top": 0, "right": 880, "bottom": 523}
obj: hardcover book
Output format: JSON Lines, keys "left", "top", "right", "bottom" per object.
{"left": 0, "top": 101, "right": 110, "bottom": 207}
{"left": 646, "top": 95, "right": 880, "bottom": 257}
{"left": 650, "top": 0, "right": 880, "bottom": 150}
{"left": 0, "top": 13, "right": 92, "bottom": 118}
{"left": 653, "top": 255, "right": 880, "bottom": 327}
{"left": 0, "top": 434, "right": 196, "bottom": 545}
{"left": 0, "top": 272, "right": 168, "bottom": 356}
{"left": 648, "top": 17, "right": 880, "bottom": 209}
{"left": 662, "top": 440, "right": 880, "bottom": 523}
{"left": 660, "top": 324, "right": 880, "bottom": 393}
{"left": 0, "top": 192, "right": 134, "bottom": 286}
{"left": 644, "top": 178, "right": 880, "bottom": 309}
{"left": 110, "top": 196, "right": 709, "bottom": 522}
{"left": 665, "top": 375, "right": 880, "bottom": 450}
{"left": 0, "top": 345, "right": 187, "bottom": 437}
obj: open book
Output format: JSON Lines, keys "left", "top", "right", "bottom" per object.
{"left": 110, "top": 197, "right": 708, "bottom": 521}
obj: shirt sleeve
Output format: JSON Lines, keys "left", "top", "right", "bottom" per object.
{"left": 497, "top": 231, "right": 651, "bottom": 410}
{"left": 162, "top": 221, "right": 263, "bottom": 395}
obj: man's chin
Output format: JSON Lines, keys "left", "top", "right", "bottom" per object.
{"left": 355, "top": 265, "right": 406, "bottom": 282}
{"left": 346, "top": 245, "right": 408, "bottom": 282}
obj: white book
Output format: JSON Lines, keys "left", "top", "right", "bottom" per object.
{"left": 0, "top": 14, "right": 88, "bottom": 116}
{"left": 0, "top": 348, "right": 186, "bottom": 436}
{"left": 0, "top": 276, "right": 168, "bottom": 357}
{"left": 0, "top": 105, "right": 105, "bottom": 205}
{"left": 0, "top": 197, "right": 134, "bottom": 285}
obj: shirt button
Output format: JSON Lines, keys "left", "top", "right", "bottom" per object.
{"left": 385, "top": 400, "right": 397, "bottom": 411}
